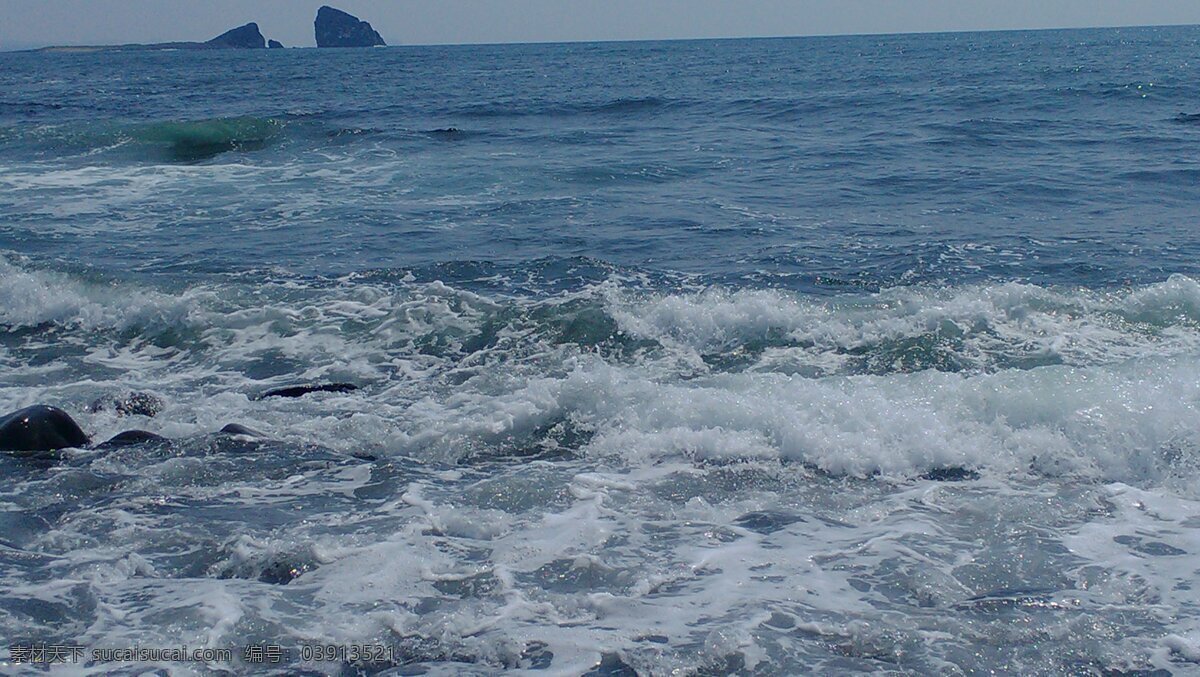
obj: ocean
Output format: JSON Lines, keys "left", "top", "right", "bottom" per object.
{"left": 2, "top": 26, "right": 1200, "bottom": 674}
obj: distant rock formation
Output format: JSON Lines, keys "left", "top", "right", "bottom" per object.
{"left": 206, "top": 22, "right": 266, "bottom": 48}
{"left": 34, "top": 22, "right": 278, "bottom": 52}
{"left": 315, "top": 6, "right": 386, "bottom": 47}
{"left": 268, "top": 39, "right": 284, "bottom": 49}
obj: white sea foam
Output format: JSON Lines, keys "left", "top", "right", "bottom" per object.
{"left": 4, "top": 262, "right": 1200, "bottom": 673}
{"left": 0, "top": 257, "right": 199, "bottom": 333}
{"left": 606, "top": 276, "right": 1200, "bottom": 374}
{"left": 4, "top": 257, "right": 1200, "bottom": 482}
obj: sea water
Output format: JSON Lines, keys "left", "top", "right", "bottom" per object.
{"left": 2, "top": 27, "right": 1200, "bottom": 674}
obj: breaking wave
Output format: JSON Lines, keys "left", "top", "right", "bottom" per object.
{"left": 4, "top": 256, "right": 1200, "bottom": 484}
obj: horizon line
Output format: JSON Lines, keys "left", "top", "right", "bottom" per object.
{"left": 3, "top": 20, "right": 1197, "bottom": 54}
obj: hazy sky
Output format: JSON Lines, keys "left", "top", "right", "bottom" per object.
{"left": 3, "top": 0, "right": 1200, "bottom": 49}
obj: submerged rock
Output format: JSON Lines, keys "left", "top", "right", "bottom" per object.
{"left": 219, "top": 423, "right": 267, "bottom": 438}
{"left": 255, "top": 383, "right": 359, "bottom": 400}
{"left": 257, "top": 557, "right": 316, "bottom": 585}
{"left": 213, "top": 552, "right": 316, "bottom": 585}
{"left": 205, "top": 22, "right": 266, "bottom": 49}
{"left": 267, "top": 39, "right": 284, "bottom": 49}
{"left": 88, "top": 392, "right": 164, "bottom": 418}
{"left": 0, "top": 405, "right": 90, "bottom": 452}
{"left": 211, "top": 538, "right": 321, "bottom": 585}
{"left": 94, "top": 430, "right": 169, "bottom": 449}
{"left": 315, "top": 6, "right": 386, "bottom": 48}
{"left": 922, "top": 467, "right": 980, "bottom": 482}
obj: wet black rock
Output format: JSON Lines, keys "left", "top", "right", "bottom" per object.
{"left": 0, "top": 405, "right": 90, "bottom": 452}
{"left": 315, "top": 6, "right": 386, "bottom": 48}
{"left": 88, "top": 392, "right": 164, "bottom": 418}
{"left": 255, "top": 383, "right": 359, "bottom": 400}
{"left": 267, "top": 39, "right": 284, "bottom": 49}
{"left": 94, "top": 430, "right": 169, "bottom": 449}
{"left": 205, "top": 22, "right": 266, "bottom": 49}
{"left": 218, "top": 423, "right": 267, "bottom": 438}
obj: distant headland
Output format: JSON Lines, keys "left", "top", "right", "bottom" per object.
{"left": 315, "top": 6, "right": 387, "bottom": 47}
{"left": 30, "top": 6, "right": 385, "bottom": 52}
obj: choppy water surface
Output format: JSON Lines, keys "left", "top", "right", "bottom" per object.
{"left": 2, "top": 26, "right": 1200, "bottom": 675}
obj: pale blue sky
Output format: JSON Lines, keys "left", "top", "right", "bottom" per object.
{"left": 3, "top": 0, "right": 1200, "bottom": 49}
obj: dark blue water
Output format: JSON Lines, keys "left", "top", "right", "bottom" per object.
{"left": 3, "top": 27, "right": 1200, "bottom": 675}
{"left": 3, "top": 27, "right": 1199, "bottom": 290}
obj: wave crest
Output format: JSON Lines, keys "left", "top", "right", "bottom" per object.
{"left": 5, "top": 258, "right": 1200, "bottom": 483}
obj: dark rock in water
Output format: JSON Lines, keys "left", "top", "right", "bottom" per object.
{"left": 88, "top": 392, "right": 164, "bottom": 418}
{"left": 315, "top": 6, "right": 386, "bottom": 48}
{"left": 255, "top": 383, "right": 359, "bottom": 400}
{"left": 922, "top": 467, "right": 980, "bottom": 482}
{"left": 94, "top": 430, "right": 169, "bottom": 449}
{"left": 257, "top": 558, "right": 315, "bottom": 585}
{"left": 205, "top": 22, "right": 266, "bottom": 49}
{"left": 212, "top": 544, "right": 319, "bottom": 585}
{"left": 119, "top": 392, "right": 163, "bottom": 417}
{"left": 0, "top": 405, "right": 90, "bottom": 452}
{"left": 219, "top": 423, "right": 267, "bottom": 438}
{"left": 267, "top": 39, "right": 284, "bottom": 49}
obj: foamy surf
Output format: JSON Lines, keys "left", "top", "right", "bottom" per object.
{"left": 2, "top": 255, "right": 1199, "bottom": 672}
{"left": 4, "top": 256, "right": 1200, "bottom": 480}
